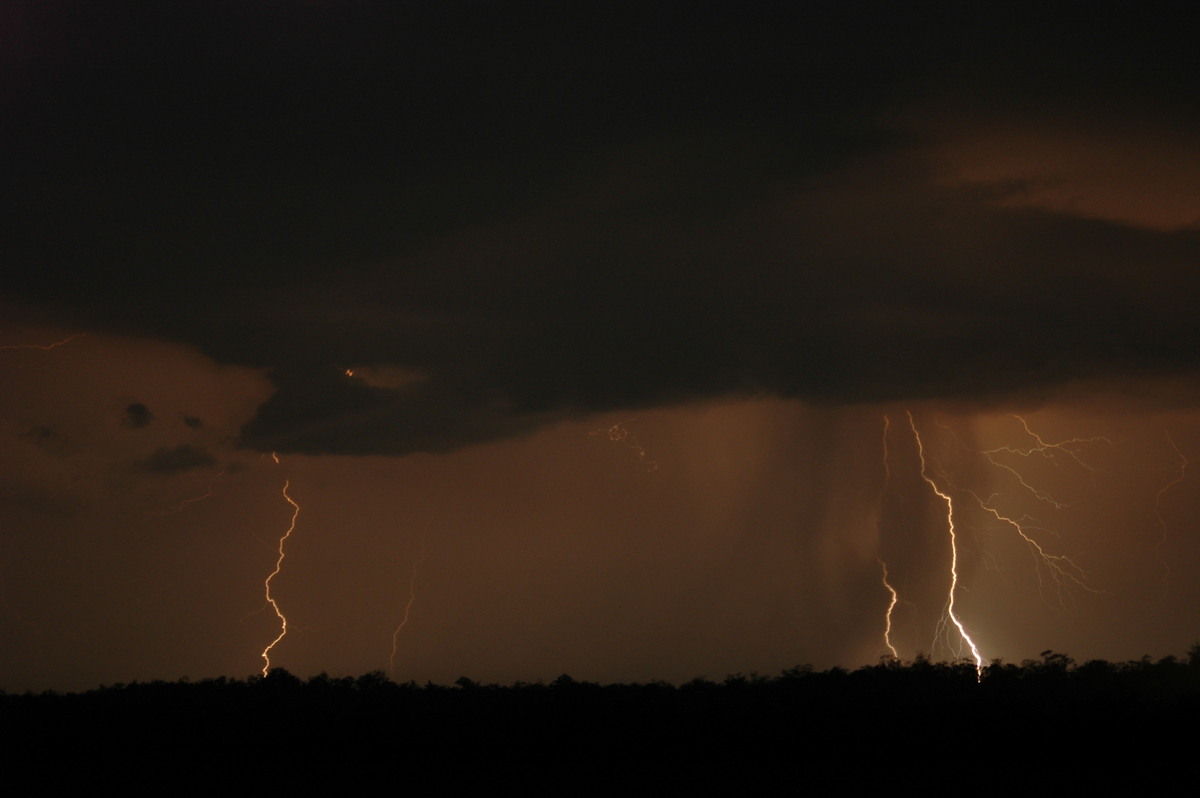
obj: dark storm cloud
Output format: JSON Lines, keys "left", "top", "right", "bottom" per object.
{"left": 133, "top": 444, "right": 217, "bottom": 476}
{"left": 122, "top": 403, "right": 155, "bottom": 429}
{"left": 182, "top": 416, "right": 203, "bottom": 429}
{"left": 5, "top": 2, "right": 1199, "bottom": 455}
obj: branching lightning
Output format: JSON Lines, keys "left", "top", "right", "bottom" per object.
{"left": 906, "top": 412, "right": 986, "bottom": 678}
{"left": 966, "top": 491, "right": 1095, "bottom": 609}
{"left": 261, "top": 474, "right": 300, "bottom": 676}
{"left": 973, "top": 415, "right": 1111, "bottom": 509}
{"left": 936, "top": 415, "right": 1103, "bottom": 610}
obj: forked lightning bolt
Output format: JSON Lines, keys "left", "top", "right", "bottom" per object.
{"left": 907, "top": 412, "right": 986, "bottom": 678}
{"left": 973, "top": 415, "right": 1111, "bottom": 509}
{"left": 937, "top": 415, "right": 1102, "bottom": 609}
{"left": 966, "top": 492, "right": 1095, "bottom": 609}
{"left": 261, "top": 477, "right": 300, "bottom": 676}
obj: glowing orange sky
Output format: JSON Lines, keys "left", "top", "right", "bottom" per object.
{"left": 3, "top": 3, "right": 1199, "bottom": 692}
{"left": 2, "top": 327, "right": 1198, "bottom": 692}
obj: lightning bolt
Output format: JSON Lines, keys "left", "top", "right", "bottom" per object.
{"left": 0, "top": 333, "right": 86, "bottom": 351}
{"left": 152, "top": 487, "right": 216, "bottom": 517}
{"left": 150, "top": 470, "right": 228, "bottom": 517}
{"left": 1010, "top": 415, "right": 1111, "bottom": 472}
{"left": 1154, "top": 432, "right": 1188, "bottom": 590}
{"left": 875, "top": 415, "right": 900, "bottom": 660}
{"left": 389, "top": 542, "right": 428, "bottom": 679}
{"left": 969, "top": 415, "right": 1111, "bottom": 509}
{"left": 935, "top": 415, "right": 1103, "bottom": 610}
{"left": 907, "top": 411, "right": 986, "bottom": 678}
{"left": 261, "top": 473, "right": 300, "bottom": 676}
{"left": 966, "top": 492, "right": 1095, "bottom": 609}
{"left": 878, "top": 559, "right": 899, "bottom": 660}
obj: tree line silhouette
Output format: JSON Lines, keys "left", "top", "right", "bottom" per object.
{"left": 4, "top": 649, "right": 1197, "bottom": 791}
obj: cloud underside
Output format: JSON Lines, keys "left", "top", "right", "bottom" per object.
{"left": 133, "top": 444, "right": 217, "bottom": 475}
{"left": 6, "top": 3, "right": 1199, "bottom": 455}
{"left": 234, "top": 189, "right": 1200, "bottom": 455}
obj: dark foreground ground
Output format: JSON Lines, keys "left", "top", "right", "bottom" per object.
{"left": 3, "top": 653, "right": 1197, "bottom": 793}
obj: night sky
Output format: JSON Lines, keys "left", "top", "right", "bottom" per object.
{"left": 4, "top": 1, "right": 1200, "bottom": 692}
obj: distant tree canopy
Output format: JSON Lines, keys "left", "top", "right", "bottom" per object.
{"left": 2, "top": 650, "right": 1197, "bottom": 792}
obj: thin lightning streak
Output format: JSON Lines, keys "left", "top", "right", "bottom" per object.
{"left": 261, "top": 477, "right": 300, "bottom": 676}
{"left": 967, "top": 492, "right": 1095, "bottom": 608}
{"left": 151, "top": 471, "right": 227, "bottom": 517}
{"left": 973, "top": 415, "right": 1112, "bottom": 509}
{"left": 1154, "top": 433, "right": 1188, "bottom": 590}
{"left": 937, "top": 415, "right": 1104, "bottom": 609}
{"left": 0, "top": 333, "right": 86, "bottom": 351}
{"left": 389, "top": 542, "right": 428, "bottom": 678}
{"left": 152, "top": 488, "right": 215, "bottom": 517}
{"left": 1010, "top": 415, "right": 1111, "bottom": 472}
{"left": 876, "top": 415, "right": 899, "bottom": 660}
{"left": 907, "top": 412, "right": 986, "bottom": 679}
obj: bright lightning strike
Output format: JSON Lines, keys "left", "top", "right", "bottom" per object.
{"left": 907, "top": 411, "right": 986, "bottom": 678}
{"left": 935, "top": 414, "right": 1105, "bottom": 610}
{"left": 261, "top": 477, "right": 300, "bottom": 676}
{"left": 878, "top": 559, "right": 899, "bottom": 660}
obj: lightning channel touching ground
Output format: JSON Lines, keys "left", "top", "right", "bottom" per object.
{"left": 936, "top": 415, "right": 1104, "bottom": 611}
{"left": 261, "top": 476, "right": 300, "bottom": 676}
{"left": 389, "top": 541, "right": 428, "bottom": 679}
{"left": 875, "top": 415, "right": 900, "bottom": 660}
{"left": 906, "top": 411, "right": 986, "bottom": 678}
{"left": 878, "top": 559, "right": 899, "bottom": 661}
